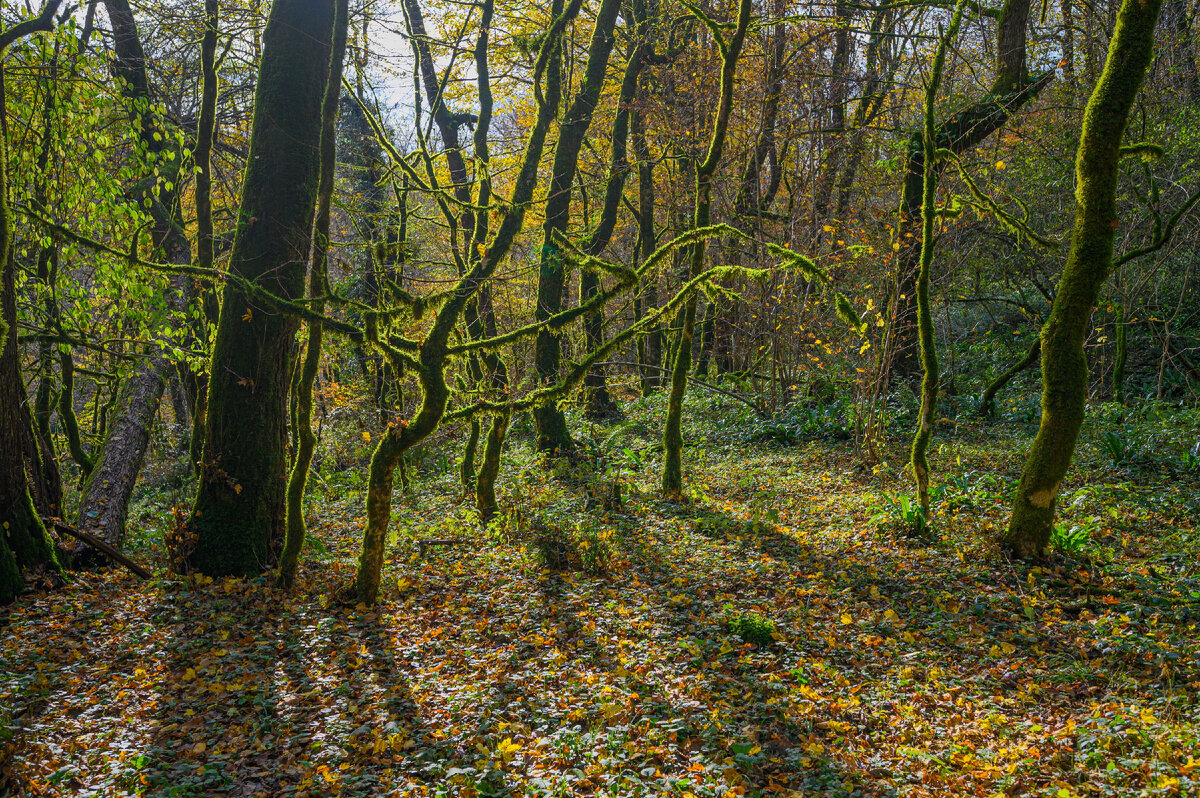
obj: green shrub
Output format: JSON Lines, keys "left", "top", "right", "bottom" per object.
{"left": 725, "top": 612, "right": 777, "bottom": 646}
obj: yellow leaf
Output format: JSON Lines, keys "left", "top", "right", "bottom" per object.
{"left": 840, "top": 613, "right": 853, "bottom": 625}
{"left": 242, "top": 308, "right": 252, "bottom": 322}
{"left": 193, "top": 741, "right": 206, "bottom": 754}
{"left": 362, "top": 431, "right": 372, "bottom": 443}
{"left": 995, "top": 160, "right": 1006, "bottom": 170}
{"left": 496, "top": 737, "right": 521, "bottom": 763}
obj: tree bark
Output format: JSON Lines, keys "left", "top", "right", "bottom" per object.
{"left": 884, "top": 0, "right": 1047, "bottom": 381}
{"left": 73, "top": 357, "right": 165, "bottom": 561}
{"left": 1, "top": 1, "right": 65, "bottom": 605}
{"left": 662, "top": 0, "right": 753, "bottom": 499}
{"left": 278, "top": 0, "right": 348, "bottom": 590}
{"left": 911, "top": 0, "right": 968, "bottom": 523}
{"left": 1005, "top": 0, "right": 1161, "bottom": 558}
{"left": 190, "top": 0, "right": 336, "bottom": 576}
{"left": 532, "top": 0, "right": 623, "bottom": 451}
{"left": 631, "top": 107, "right": 662, "bottom": 396}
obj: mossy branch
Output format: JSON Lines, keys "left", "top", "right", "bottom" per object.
{"left": 951, "top": 161, "right": 1059, "bottom": 248}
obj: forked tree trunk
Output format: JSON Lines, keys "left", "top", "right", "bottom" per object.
{"left": 884, "top": 0, "right": 1045, "bottom": 380}
{"left": 532, "top": 0, "right": 622, "bottom": 452}
{"left": 355, "top": 0, "right": 580, "bottom": 603}
{"left": 189, "top": 0, "right": 335, "bottom": 576}
{"left": 1005, "top": 0, "right": 1161, "bottom": 558}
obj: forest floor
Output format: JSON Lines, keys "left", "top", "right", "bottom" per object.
{"left": 2, "top": 392, "right": 1199, "bottom": 797}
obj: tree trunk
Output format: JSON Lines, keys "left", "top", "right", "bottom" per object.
{"left": 190, "top": 0, "right": 335, "bottom": 576}
{"left": 1, "top": 1, "right": 65, "bottom": 605}
{"left": 278, "top": 0, "right": 348, "bottom": 590}
{"left": 72, "top": 0, "right": 197, "bottom": 558}
{"left": 631, "top": 108, "right": 662, "bottom": 396}
{"left": 1005, "top": 0, "right": 1161, "bottom": 558}
{"left": 355, "top": 0, "right": 579, "bottom": 603}
{"left": 73, "top": 357, "right": 165, "bottom": 562}
{"left": 532, "top": 0, "right": 623, "bottom": 452}
{"left": 911, "top": 0, "right": 967, "bottom": 523}
{"left": 476, "top": 411, "right": 509, "bottom": 523}
{"left": 884, "top": 0, "right": 1046, "bottom": 380}
{"left": 662, "top": 0, "right": 753, "bottom": 499}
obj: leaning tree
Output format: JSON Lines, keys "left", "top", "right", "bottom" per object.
{"left": 1004, "top": 0, "right": 1163, "bottom": 558}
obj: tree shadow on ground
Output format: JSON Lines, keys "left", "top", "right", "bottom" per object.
{"left": 130, "top": 571, "right": 433, "bottom": 796}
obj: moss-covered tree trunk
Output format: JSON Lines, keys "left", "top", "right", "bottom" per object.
{"left": 631, "top": 107, "right": 662, "bottom": 396}
{"left": 883, "top": 0, "right": 1045, "bottom": 380}
{"left": 661, "top": 0, "right": 752, "bottom": 500}
{"left": 355, "top": 0, "right": 581, "bottom": 603}
{"left": 532, "top": 0, "right": 622, "bottom": 452}
{"left": 278, "top": 0, "right": 348, "bottom": 589}
{"left": 1005, "top": 0, "right": 1161, "bottom": 558}
{"left": 476, "top": 411, "right": 509, "bottom": 524}
{"left": 911, "top": 0, "right": 968, "bottom": 522}
{"left": 580, "top": 21, "right": 648, "bottom": 421}
{"left": 1, "top": 1, "right": 65, "bottom": 605}
{"left": 189, "top": 0, "right": 335, "bottom": 576}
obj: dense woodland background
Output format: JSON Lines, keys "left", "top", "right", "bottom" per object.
{"left": 1, "top": 0, "right": 1199, "bottom": 794}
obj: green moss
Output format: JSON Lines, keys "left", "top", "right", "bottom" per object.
{"left": 1005, "top": 0, "right": 1162, "bottom": 558}
{"left": 191, "top": 0, "right": 336, "bottom": 576}
{"left": 476, "top": 412, "right": 509, "bottom": 523}
{"left": 279, "top": 0, "right": 348, "bottom": 590}
{"left": 662, "top": 0, "right": 752, "bottom": 499}
{"left": 910, "top": 0, "right": 966, "bottom": 519}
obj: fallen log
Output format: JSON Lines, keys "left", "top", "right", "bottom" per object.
{"left": 42, "top": 518, "right": 153, "bottom": 579}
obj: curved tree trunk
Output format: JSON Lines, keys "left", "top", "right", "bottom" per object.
{"left": 662, "top": 0, "right": 753, "bottom": 499}
{"left": 189, "top": 0, "right": 336, "bottom": 576}
{"left": 355, "top": 0, "right": 579, "bottom": 603}
{"left": 1005, "top": 0, "right": 1161, "bottom": 558}
{"left": 66, "top": 0, "right": 205, "bottom": 561}
{"left": 979, "top": 337, "right": 1039, "bottom": 417}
